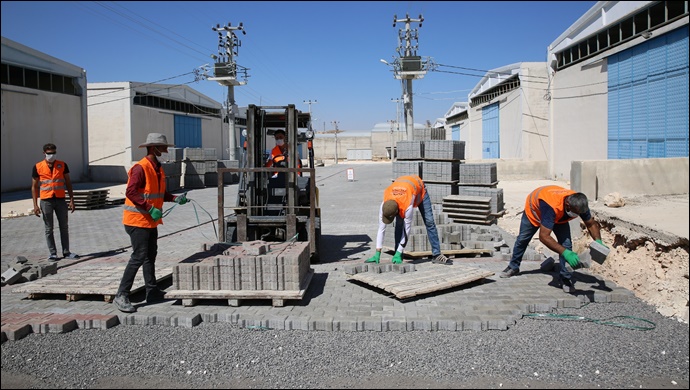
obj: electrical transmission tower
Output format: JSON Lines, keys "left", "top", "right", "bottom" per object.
{"left": 382, "top": 13, "right": 436, "bottom": 141}
{"left": 209, "top": 21, "right": 249, "bottom": 161}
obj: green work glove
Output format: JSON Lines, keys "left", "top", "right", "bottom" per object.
{"left": 392, "top": 251, "right": 403, "bottom": 264}
{"left": 148, "top": 206, "right": 162, "bottom": 222}
{"left": 365, "top": 252, "right": 380, "bottom": 264}
{"left": 595, "top": 239, "right": 608, "bottom": 248}
{"left": 562, "top": 249, "right": 580, "bottom": 269}
{"left": 174, "top": 194, "right": 188, "bottom": 205}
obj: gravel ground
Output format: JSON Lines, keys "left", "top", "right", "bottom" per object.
{"left": 2, "top": 299, "right": 688, "bottom": 389}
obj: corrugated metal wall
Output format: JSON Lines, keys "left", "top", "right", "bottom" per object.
{"left": 607, "top": 27, "right": 689, "bottom": 159}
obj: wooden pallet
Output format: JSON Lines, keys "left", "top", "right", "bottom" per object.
{"left": 348, "top": 264, "right": 494, "bottom": 299}
{"left": 382, "top": 247, "right": 492, "bottom": 259}
{"left": 165, "top": 269, "right": 314, "bottom": 307}
{"left": 67, "top": 190, "right": 110, "bottom": 209}
{"left": 12, "top": 264, "right": 173, "bottom": 303}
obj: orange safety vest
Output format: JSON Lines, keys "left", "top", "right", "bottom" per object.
{"left": 524, "top": 185, "right": 577, "bottom": 226}
{"left": 266, "top": 146, "right": 302, "bottom": 168}
{"left": 122, "top": 157, "right": 166, "bottom": 228}
{"left": 36, "top": 160, "right": 67, "bottom": 199}
{"left": 383, "top": 175, "right": 426, "bottom": 219}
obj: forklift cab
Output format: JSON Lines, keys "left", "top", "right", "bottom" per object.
{"left": 222, "top": 104, "right": 321, "bottom": 262}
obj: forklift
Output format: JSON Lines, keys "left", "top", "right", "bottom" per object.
{"left": 217, "top": 104, "right": 322, "bottom": 263}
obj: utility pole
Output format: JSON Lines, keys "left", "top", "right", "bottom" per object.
{"left": 388, "top": 119, "right": 396, "bottom": 161}
{"left": 208, "top": 22, "right": 248, "bottom": 161}
{"left": 391, "top": 98, "right": 402, "bottom": 133}
{"left": 382, "top": 14, "right": 434, "bottom": 141}
{"left": 303, "top": 99, "right": 318, "bottom": 116}
{"left": 332, "top": 121, "right": 339, "bottom": 165}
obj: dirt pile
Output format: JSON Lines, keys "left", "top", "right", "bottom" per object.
{"left": 573, "top": 228, "right": 689, "bottom": 323}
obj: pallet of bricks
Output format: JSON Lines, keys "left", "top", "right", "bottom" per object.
{"left": 443, "top": 162, "right": 505, "bottom": 225}
{"left": 161, "top": 147, "right": 183, "bottom": 192}
{"left": 166, "top": 240, "right": 313, "bottom": 307}
{"left": 67, "top": 189, "right": 109, "bottom": 210}
{"left": 394, "top": 139, "right": 464, "bottom": 204}
{"left": 165, "top": 147, "right": 216, "bottom": 189}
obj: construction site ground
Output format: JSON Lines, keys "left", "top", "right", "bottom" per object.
{"left": 1, "top": 161, "right": 688, "bottom": 342}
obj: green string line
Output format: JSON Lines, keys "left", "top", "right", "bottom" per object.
{"left": 524, "top": 313, "right": 656, "bottom": 331}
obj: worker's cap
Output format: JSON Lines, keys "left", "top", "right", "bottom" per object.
{"left": 381, "top": 200, "right": 398, "bottom": 224}
{"left": 139, "top": 133, "right": 174, "bottom": 148}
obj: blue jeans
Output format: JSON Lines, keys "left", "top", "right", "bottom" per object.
{"left": 40, "top": 198, "right": 70, "bottom": 256}
{"left": 393, "top": 188, "right": 442, "bottom": 257}
{"left": 508, "top": 212, "right": 573, "bottom": 280}
{"left": 117, "top": 225, "right": 159, "bottom": 295}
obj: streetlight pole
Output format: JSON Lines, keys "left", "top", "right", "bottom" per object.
{"left": 332, "top": 121, "right": 339, "bottom": 165}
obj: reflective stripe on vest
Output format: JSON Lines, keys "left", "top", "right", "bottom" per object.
{"left": 122, "top": 157, "right": 166, "bottom": 228}
{"left": 36, "top": 160, "right": 67, "bottom": 199}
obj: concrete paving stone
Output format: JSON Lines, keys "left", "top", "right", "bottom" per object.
{"left": 309, "top": 317, "right": 334, "bottom": 331}
{"left": 383, "top": 319, "right": 408, "bottom": 331}
{"left": 408, "top": 318, "right": 433, "bottom": 331}
{"left": 335, "top": 319, "right": 359, "bottom": 331}
{"left": 266, "top": 316, "right": 288, "bottom": 330}
{"left": 281, "top": 316, "right": 303, "bottom": 330}
{"left": 435, "top": 319, "right": 458, "bottom": 331}
{"left": 359, "top": 318, "right": 383, "bottom": 331}
{"left": 1, "top": 324, "right": 33, "bottom": 341}
{"left": 173, "top": 314, "right": 202, "bottom": 328}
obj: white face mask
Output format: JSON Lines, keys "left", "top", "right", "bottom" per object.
{"left": 275, "top": 139, "right": 285, "bottom": 146}
{"left": 154, "top": 147, "right": 169, "bottom": 163}
{"left": 566, "top": 210, "right": 578, "bottom": 218}
{"left": 45, "top": 153, "right": 57, "bottom": 163}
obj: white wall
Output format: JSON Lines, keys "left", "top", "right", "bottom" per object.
{"left": 1, "top": 86, "right": 85, "bottom": 191}
{"left": 549, "top": 59, "right": 609, "bottom": 180}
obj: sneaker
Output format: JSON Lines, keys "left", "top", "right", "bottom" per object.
{"left": 113, "top": 293, "right": 136, "bottom": 313}
{"left": 48, "top": 254, "right": 59, "bottom": 261}
{"left": 499, "top": 266, "right": 519, "bottom": 278}
{"left": 146, "top": 289, "right": 167, "bottom": 304}
{"left": 561, "top": 278, "right": 576, "bottom": 293}
{"left": 63, "top": 252, "right": 80, "bottom": 259}
{"left": 431, "top": 254, "right": 452, "bottom": 265}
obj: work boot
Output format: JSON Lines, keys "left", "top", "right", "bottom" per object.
{"left": 499, "top": 266, "right": 519, "bottom": 278}
{"left": 146, "top": 288, "right": 167, "bottom": 304}
{"left": 113, "top": 293, "right": 136, "bottom": 313}
{"left": 561, "top": 278, "right": 576, "bottom": 293}
{"left": 431, "top": 254, "right": 452, "bottom": 265}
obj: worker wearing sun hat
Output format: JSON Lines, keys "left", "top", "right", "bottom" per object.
{"left": 114, "top": 132, "right": 188, "bottom": 313}
{"left": 365, "top": 175, "right": 450, "bottom": 265}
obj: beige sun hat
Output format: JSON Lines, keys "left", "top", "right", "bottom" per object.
{"left": 138, "top": 133, "right": 174, "bottom": 148}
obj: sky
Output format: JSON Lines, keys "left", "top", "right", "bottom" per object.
{"left": 1, "top": 1, "right": 596, "bottom": 132}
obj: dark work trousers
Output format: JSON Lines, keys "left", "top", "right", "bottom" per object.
{"left": 117, "top": 225, "right": 159, "bottom": 296}
{"left": 40, "top": 197, "right": 70, "bottom": 256}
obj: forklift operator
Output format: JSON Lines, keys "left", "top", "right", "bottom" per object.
{"left": 265, "top": 129, "right": 302, "bottom": 176}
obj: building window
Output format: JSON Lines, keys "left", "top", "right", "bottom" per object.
{"left": 555, "top": 1, "right": 689, "bottom": 71}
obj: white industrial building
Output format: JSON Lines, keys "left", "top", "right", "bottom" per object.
{"left": 440, "top": 1, "right": 688, "bottom": 195}
{"left": 87, "top": 82, "right": 224, "bottom": 182}
{"left": 1, "top": 36, "right": 88, "bottom": 192}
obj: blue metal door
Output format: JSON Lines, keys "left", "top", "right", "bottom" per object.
{"left": 451, "top": 125, "right": 460, "bottom": 141}
{"left": 174, "top": 115, "right": 202, "bottom": 148}
{"left": 482, "top": 103, "right": 500, "bottom": 159}
{"left": 608, "top": 27, "right": 689, "bottom": 158}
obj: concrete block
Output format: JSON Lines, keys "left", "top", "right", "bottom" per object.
{"left": 589, "top": 241, "right": 610, "bottom": 264}
{"left": 1, "top": 266, "right": 26, "bottom": 285}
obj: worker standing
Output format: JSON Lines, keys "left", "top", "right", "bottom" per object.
{"left": 366, "top": 175, "right": 450, "bottom": 265}
{"left": 113, "top": 133, "right": 188, "bottom": 313}
{"left": 499, "top": 185, "right": 606, "bottom": 293}
{"left": 31, "top": 143, "right": 80, "bottom": 261}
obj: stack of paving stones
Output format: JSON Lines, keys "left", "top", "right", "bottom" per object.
{"left": 172, "top": 240, "right": 311, "bottom": 292}
{"left": 381, "top": 207, "right": 510, "bottom": 258}
{"left": 342, "top": 263, "right": 416, "bottom": 275}
{"left": 412, "top": 127, "right": 445, "bottom": 141}
{"left": 164, "top": 147, "right": 184, "bottom": 191}
{"left": 203, "top": 148, "right": 218, "bottom": 187}
{"left": 1, "top": 256, "right": 57, "bottom": 286}
{"left": 217, "top": 159, "right": 240, "bottom": 184}
{"left": 180, "top": 147, "right": 207, "bottom": 189}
